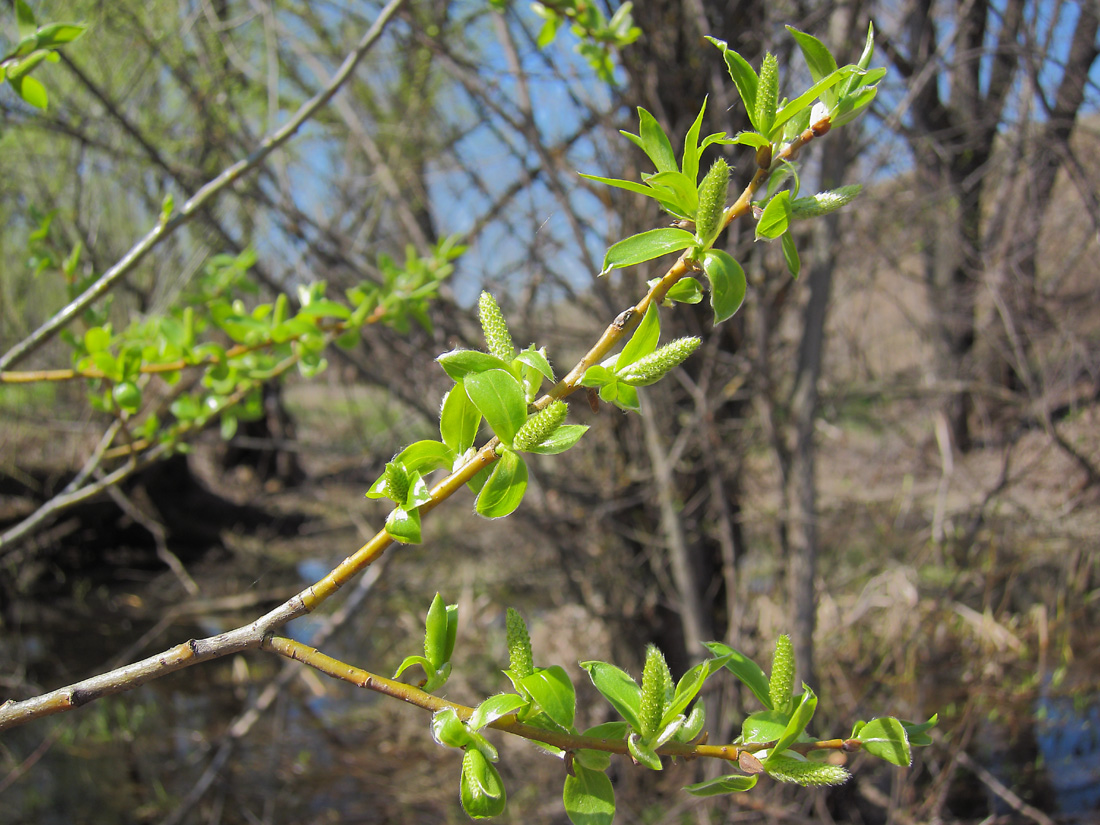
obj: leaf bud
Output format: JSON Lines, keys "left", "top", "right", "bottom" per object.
{"left": 765, "top": 755, "right": 851, "bottom": 787}
{"left": 617, "top": 337, "right": 701, "bottom": 387}
{"left": 478, "top": 291, "right": 515, "bottom": 361}
{"left": 639, "top": 644, "right": 672, "bottom": 738}
{"left": 505, "top": 607, "right": 534, "bottom": 679}
{"left": 512, "top": 399, "right": 567, "bottom": 452}
{"left": 693, "top": 159, "right": 730, "bottom": 248}
{"left": 790, "top": 184, "right": 861, "bottom": 219}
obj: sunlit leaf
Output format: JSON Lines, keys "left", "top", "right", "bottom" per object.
{"left": 858, "top": 717, "right": 911, "bottom": 766}
{"left": 683, "top": 773, "right": 758, "bottom": 796}
{"left": 601, "top": 228, "right": 696, "bottom": 275}
{"left": 464, "top": 369, "right": 527, "bottom": 446}
{"left": 580, "top": 661, "right": 643, "bottom": 731}
{"left": 521, "top": 665, "right": 576, "bottom": 730}
{"left": 563, "top": 765, "right": 615, "bottom": 825}
{"left": 474, "top": 448, "right": 528, "bottom": 518}
{"left": 701, "top": 250, "right": 746, "bottom": 324}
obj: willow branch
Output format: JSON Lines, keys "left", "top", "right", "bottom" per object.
{"left": 0, "top": 119, "right": 835, "bottom": 732}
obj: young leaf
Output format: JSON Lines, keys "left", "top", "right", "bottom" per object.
{"left": 701, "top": 249, "right": 747, "bottom": 324}
{"left": 680, "top": 98, "right": 708, "bottom": 183}
{"left": 706, "top": 38, "right": 758, "bottom": 127}
{"left": 461, "top": 748, "right": 507, "bottom": 818}
{"left": 766, "top": 687, "right": 818, "bottom": 765}
{"left": 474, "top": 448, "right": 528, "bottom": 518}
{"left": 627, "top": 732, "right": 662, "bottom": 770}
{"left": 646, "top": 170, "right": 699, "bottom": 218}
{"left": 781, "top": 231, "right": 801, "bottom": 279}
{"left": 396, "top": 440, "right": 455, "bottom": 476}
{"left": 741, "top": 709, "right": 791, "bottom": 744}
{"left": 467, "top": 694, "right": 528, "bottom": 732}
{"left": 786, "top": 26, "right": 839, "bottom": 104}
{"left": 683, "top": 773, "right": 758, "bottom": 797}
{"left": 563, "top": 765, "right": 616, "bottom": 825}
{"left": 901, "top": 714, "right": 938, "bottom": 747}
{"left": 424, "top": 593, "right": 452, "bottom": 670}
{"left": 520, "top": 665, "right": 576, "bottom": 730}
{"left": 437, "top": 349, "right": 512, "bottom": 382}
{"left": 440, "top": 387, "right": 481, "bottom": 455}
{"left": 616, "top": 302, "right": 660, "bottom": 369}
{"left": 601, "top": 228, "right": 696, "bottom": 275}
{"left": 431, "top": 707, "right": 473, "bottom": 749}
{"left": 663, "top": 276, "right": 703, "bottom": 305}
{"left": 463, "top": 369, "right": 527, "bottom": 446}
{"left": 857, "top": 717, "right": 911, "bottom": 766}
{"left": 385, "top": 505, "right": 422, "bottom": 544}
{"left": 755, "top": 191, "right": 791, "bottom": 241}
{"left": 12, "top": 74, "right": 48, "bottom": 109}
{"left": 522, "top": 424, "right": 588, "bottom": 455}
{"left": 634, "top": 107, "right": 678, "bottom": 173}
{"left": 704, "top": 642, "right": 772, "bottom": 709}
{"left": 580, "top": 661, "right": 643, "bottom": 731}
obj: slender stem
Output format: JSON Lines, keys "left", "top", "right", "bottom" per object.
{"left": 263, "top": 636, "right": 862, "bottom": 763}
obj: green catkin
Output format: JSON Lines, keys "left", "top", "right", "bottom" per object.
{"left": 618, "top": 337, "right": 701, "bottom": 387}
{"left": 756, "top": 52, "right": 779, "bottom": 135}
{"left": 512, "top": 400, "right": 567, "bottom": 452}
{"left": 765, "top": 755, "right": 851, "bottom": 787}
{"left": 769, "top": 634, "right": 795, "bottom": 713}
{"left": 505, "top": 607, "right": 534, "bottom": 678}
{"left": 790, "top": 185, "right": 862, "bottom": 219}
{"left": 639, "top": 645, "right": 672, "bottom": 738}
{"left": 478, "top": 291, "right": 515, "bottom": 361}
{"left": 693, "top": 159, "right": 730, "bottom": 247}
{"left": 384, "top": 461, "right": 410, "bottom": 503}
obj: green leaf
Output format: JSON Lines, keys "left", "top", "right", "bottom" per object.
{"left": 677, "top": 703, "right": 706, "bottom": 742}
{"left": 616, "top": 302, "right": 660, "bottom": 370}
{"left": 707, "top": 38, "right": 757, "bottom": 125}
{"left": 781, "top": 231, "right": 801, "bottom": 279}
{"left": 786, "top": 26, "right": 839, "bottom": 104}
{"left": 84, "top": 325, "right": 111, "bottom": 354}
{"left": 430, "top": 707, "right": 471, "bottom": 749}
{"left": 475, "top": 448, "right": 528, "bottom": 518}
{"left": 578, "top": 172, "right": 660, "bottom": 200}
{"left": 440, "top": 386, "right": 481, "bottom": 455}
{"left": 437, "top": 349, "right": 512, "bottom": 382}
{"left": 770, "top": 67, "right": 855, "bottom": 137}
{"left": 396, "top": 440, "right": 454, "bottom": 476}
{"left": 385, "top": 505, "right": 421, "bottom": 544}
{"left": 523, "top": 423, "right": 588, "bottom": 455}
{"left": 831, "top": 84, "right": 879, "bottom": 128}
{"left": 858, "top": 717, "right": 911, "bottom": 766}
{"left": 627, "top": 733, "right": 662, "bottom": 770}
{"left": 756, "top": 191, "right": 791, "bottom": 241}
{"left": 601, "top": 228, "right": 695, "bottom": 275}
{"left": 635, "top": 107, "right": 677, "bottom": 173}
{"left": 901, "top": 714, "right": 938, "bottom": 747}
{"left": 463, "top": 369, "right": 527, "bottom": 446}
{"left": 521, "top": 665, "right": 576, "bottom": 730}
{"left": 741, "top": 709, "right": 791, "bottom": 744}
{"left": 646, "top": 170, "right": 698, "bottom": 217}
{"left": 704, "top": 642, "right": 771, "bottom": 709}
{"left": 12, "top": 74, "right": 48, "bottom": 109}
{"left": 424, "top": 593, "right": 451, "bottom": 669}
{"left": 580, "top": 661, "right": 643, "bottom": 731}
{"left": 515, "top": 345, "right": 555, "bottom": 383}
{"left": 15, "top": 0, "right": 36, "bottom": 39}
{"left": 663, "top": 659, "right": 711, "bottom": 724}
{"left": 33, "top": 22, "right": 87, "bottom": 48}
{"left": 683, "top": 773, "right": 758, "bottom": 796}
{"left": 564, "top": 765, "right": 616, "bottom": 825}
{"left": 461, "top": 749, "right": 507, "bottom": 819}
{"left": 468, "top": 693, "right": 528, "bottom": 732}
{"left": 766, "top": 687, "right": 817, "bottom": 765}
{"left": 580, "top": 365, "right": 614, "bottom": 389}
{"left": 664, "top": 277, "right": 703, "bottom": 305}
{"left": 680, "top": 98, "right": 708, "bottom": 183}
{"left": 394, "top": 653, "right": 434, "bottom": 681}
{"left": 297, "top": 299, "right": 351, "bottom": 320}
{"left": 701, "top": 250, "right": 746, "bottom": 324}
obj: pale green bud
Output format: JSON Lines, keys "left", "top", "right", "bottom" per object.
{"left": 756, "top": 52, "right": 779, "bottom": 135}
{"left": 505, "top": 607, "right": 534, "bottom": 679}
{"left": 769, "top": 634, "right": 795, "bottom": 714}
{"left": 790, "top": 185, "right": 862, "bottom": 219}
{"left": 512, "top": 400, "right": 567, "bottom": 452}
{"left": 639, "top": 644, "right": 672, "bottom": 738}
{"left": 765, "top": 755, "right": 851, "bottom": 787}
{"left": 617, "top": 337, "right": 701, "bottom": 387}
{"left": 694, "top": 159, "right": 730, "bottom": 248}
{"left": 478, "top": 291, "right": 515, "bottom": 361}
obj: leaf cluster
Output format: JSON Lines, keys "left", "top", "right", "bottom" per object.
{"left": 1, "top": 1, "right": 86, "bottom": 111}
